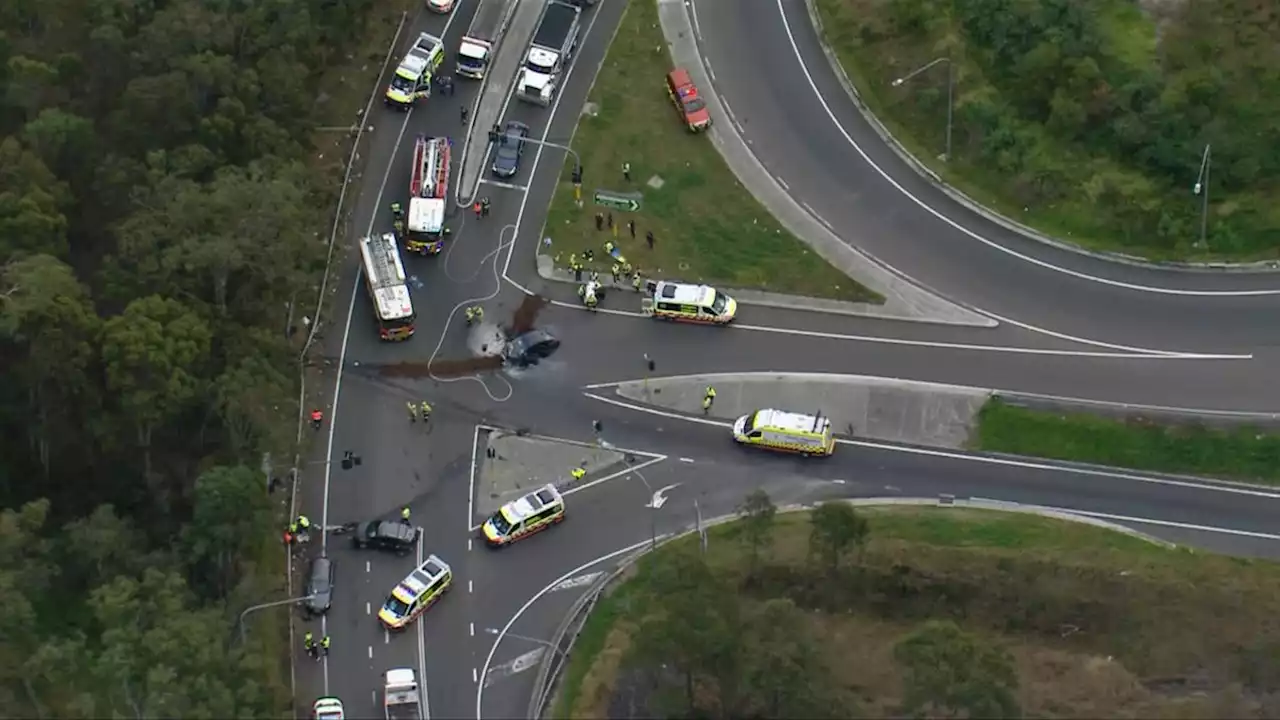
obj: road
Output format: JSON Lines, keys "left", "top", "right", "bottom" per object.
{"left": 287, "top": 0, "right": 1280, "bottom": 718}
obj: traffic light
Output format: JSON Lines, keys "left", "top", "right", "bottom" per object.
{"left": 571, "top": 164, "right": 583, "bottom": 185}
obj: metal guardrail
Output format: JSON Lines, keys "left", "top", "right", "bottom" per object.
{"left": 285, "top": 11, "right": 413, "bottom": 707}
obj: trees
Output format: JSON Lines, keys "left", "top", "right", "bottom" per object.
{"left": 894, "top": 620, "right": 1022, "bottom": 718}
{"left": 808, "top": 501, "right": 870, "bottom": 575}
{"left": 737, "top": 489, "right": 777, "bottom": 582}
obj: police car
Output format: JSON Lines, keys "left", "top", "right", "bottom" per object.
{"left": 378, "top": 554, "right": 452, "bottom": 630}
{"left": 481, "top": 484, "right": 565, "bottom": 547}
{"left": 311, "top": 697, "right": 344, "bottom": 720}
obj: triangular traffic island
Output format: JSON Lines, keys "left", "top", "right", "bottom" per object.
{"left": 471, "top": 427, "right": 632, "bottom": 527}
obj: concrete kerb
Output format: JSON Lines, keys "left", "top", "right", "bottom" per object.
{"left": 286, "top": 10, "right": 412, "bottom": 706}
{"left": 529, "top": 0, "right": 993, "bottom": 328}
{"left": 801, "top": 0, "right": 1280, "bottom": 274}
{"left": 535, "top": 496, "right": 1174, "bottom": 717}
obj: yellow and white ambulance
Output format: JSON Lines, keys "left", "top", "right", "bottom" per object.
{"left": 641, "top": 280, "right": 736, "bottom": 324}
{"left": 378, "top": 554, "right": 452, "bottom": 630}
{"left": 482, "top": 484, "right": 565, "bottom": 547}
{"left": 732, "top": 409, "right": 835, "bottom": 456}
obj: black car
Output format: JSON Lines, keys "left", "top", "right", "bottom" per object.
{"left": 352, "top": 520, "right": 418, "bottom": 555}
{"left": 504, "top": 329, "right": 561, "bottom": 367}
{"left": 490, "top": 121, "right": 530, "bottom": 178}
{"left": 303, "top": 556, "right": 334, "bottom": 617}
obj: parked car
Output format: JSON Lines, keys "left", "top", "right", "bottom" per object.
{"left": 665, "top": 68, "right": 711, "bottom": 132}
{"left": 303, "top": 556, "right": 335, "bottom": 617}
{"left": 504, "top": 329, "right": 561, "bottom": 367}
{"left": 490, "top": 121, "right": 530, "bottom": 178}
{"left": 352, "top": 520, "right": 418, "bottom": 556}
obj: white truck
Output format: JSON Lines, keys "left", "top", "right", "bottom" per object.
{"left": 384, "top": 668, "right": 422, "bottom": 720}
{"left": 516, "top": 1, "right": 581, "bottom": 106}
{"left": 457, "top": 0, "right": 516, "bottom": 79}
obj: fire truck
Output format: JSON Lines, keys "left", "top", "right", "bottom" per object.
{"left": 405, "top": 136, "right": 451, "bottom": 255}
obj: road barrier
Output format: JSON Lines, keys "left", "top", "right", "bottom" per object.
{"left": 284, "top": 10, "right": 413, "bottom": 707}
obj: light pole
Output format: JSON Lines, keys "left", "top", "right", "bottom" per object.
{"left": 642, "top": 353, "right": 654, "bottom": 398}
{"left": 488, "top": 126, "right": 583, "bottom": 204}
{"left": 238, "top": 594, "right": 316, "bottom": 645}
{"left": 484, "top": 628, "right": 564, "bottom": 661}
{"left": 891, "top": 57, "right": 954, "bottom": 162}
{"left": 626, "top": 453, "right": 658, "bottom": 551}
{"left": 1193, "top": 143, "right": 1211, "bottom": 247}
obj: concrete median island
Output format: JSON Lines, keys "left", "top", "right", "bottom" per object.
{"left": 974, "top": 398, "right": 1280, "bottom": 485}
{"left": 552, "top": 504, "right": 1280, "bottom": 718}
{"left": 540, "top": 0, "right": 881, "bottom": 303}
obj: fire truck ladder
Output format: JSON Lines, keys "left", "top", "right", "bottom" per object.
{"left": 425, "top": 138, "right": 450, "bottom": 199}
{"left": 368, "top": 235, "right": 402, "bottom": 286}
{"left": 410, "top": 136, "right": 428, "bottom": 198}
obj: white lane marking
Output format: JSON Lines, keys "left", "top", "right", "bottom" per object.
{"left": 480, "top": 178, "right": 529, "bottom": 192}
{"left": 368, "top": 646, "right": 373, "bottom": 659}
{"left": 385, "top": 630, "right": 390, "bottom": 645}
{"left": 776, "top": 176, "right": 790, "bottom": 191}
{"left": 469, "top": 579, "right": 474, "bottom": 593}
{"left": 468, "top": 537, "right": 473, "bottom": 551}
{"left": 680, "top": 457, "right": 695, "bottom": 463}
{"left": 1061, "top": 508, "right": 1280, "bottom": 541}
{"left": 366, "top": 560, "right": 371, "bottom": 573}
{"left": 476, "top": 538, "right": 658, "bottom": 718}
{"left": 705, "top": 59, "right": 716, "bottom": 81}
{"left": 500, "top": 2, "right": 610, "bottom": 282}
{"left": 484, "top": 648, "right": 545, "bottom": 688}
{"left": 564, "top": 454, "right": 668, "bottom": 498}
{"left": 581, "top": 392, "right": 1280, "bottom": 499}
{"left": 414, "top": 520, "right": 431, "bottom": 720}
{"left": 551, "top": 571, "right": 604, "bottom": 592}
{"left": 1007, "top": 391, "right": 1280, "bottom": 419}
{"left": 470, "top": 622, "right": 475, "bottom": 636}
{"left": 772, "top": 0, "right": 1280, "bottom": 297}
{"left": 472, "top": 667, "right": 478, "bottom": 684}
{"left": 647, "top": 483, "right": 681, "bottom": 509}
{"left": 689, "top": 0, "right": 703, "bottom": 39}
{"left": 468, "top": 425, "right": 481, "bottom": 531}
{"left": 366, "top": 602, "right": 371, "bottom": 615}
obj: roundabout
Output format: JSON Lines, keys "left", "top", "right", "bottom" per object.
{"left": 289, "top": 0, "right": 1280, "bottom": 717}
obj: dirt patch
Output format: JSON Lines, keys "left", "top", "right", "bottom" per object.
{"left": 571, "top": 623, "right": 637, "bottom": 718}
{"left": 509, "top": 294, "right": 549, "bottom": 335}
{"left": 378, "top": 357, "right": 504, "bottom": 378}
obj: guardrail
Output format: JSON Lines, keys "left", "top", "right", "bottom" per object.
{"left": 284, "top": 10, "right": 412, "bottom": 706}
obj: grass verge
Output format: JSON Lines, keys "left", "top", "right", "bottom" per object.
{"left": 541, "top": 0, "right": 881, "bottom": 303}
{"left": 559, "top": 506, "right": 1280, "bottom": 718}
{"left": 974, "top": 398, "right": 1280, "bottom": 484}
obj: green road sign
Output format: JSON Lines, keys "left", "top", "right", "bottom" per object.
{"left": 592, "top": 189, "right": 642, "bottom": 212}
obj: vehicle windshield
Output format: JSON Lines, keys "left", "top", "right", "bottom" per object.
{"left": 683, "top": 97, "right": 707, "bottom": 113}
{"left": 384, "top": 595, "right": 411, "bottom": 617}
{"left": 458, "top": 52, "right": 482, "bottom": 67}
{"left": 742, "top": 412, "right": 757, "bottom": 434}
{"left": 382, "top": 314, "right": 416, "bottom": 331}
{"left": 489, "top": 510, "right": 513, "bottom": 536}
{"left": 389, "top": 75, "right": 416, "bottom": 93}
{"left": 526, "top": 59, "right": 555, "bottom": 75}
{"left": 710, "top": 292, "right": 727, "bottom": 314}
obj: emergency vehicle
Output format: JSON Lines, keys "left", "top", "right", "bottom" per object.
{"left": 385, "top": 32, "right": 445, "bottom": 109}
{"left": 405, "top": 136, "right": 451, "bottom": 254}
{"left": 360, "top": 233, "right": 416, "bottom": 341}
{"left": 641, "top": 280, "right": 737, "bottom": 324}
{"left": 733, "top": 409, "right": 836, "bottom": 457}
{"left": 482, "top": 484, "right": 565, "bottom": 547}
{"left": 378, "top": 554, "right": 452, "bottom": 630}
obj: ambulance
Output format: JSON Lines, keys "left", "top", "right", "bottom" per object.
{"left": 732, "top": 409, "right": 835, "bottom": 456}
{"left": 482, "top": 484, "right": 565, "bottom": 547}
{"left": 641, "top": 280, "right": 736, "bottom": 324}
{"left": 378, "top": 554, "right": 452, "bottom": 630}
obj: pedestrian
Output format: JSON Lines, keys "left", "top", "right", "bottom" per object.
{"left": 407, "top": 401, "right": 418, "bottom": 423}
{"left": 583, "top": 249, "right": 595, "bottom": 263}
{"left": 702, "top": 386, "right": 716, "bottom": 414}
{"left": 573, "top": 263, "right": 583, "bottom": 282}
{"left": 401, "top": 506, "right": 412, "bottom": 525}
{"left": 460, "top": 104, "right": 468, "bottom": 124}
{"left": 297, "top": 515, "right": 311, "bottom": 533}
{"left": 607, "top": 212, "right": 613, "bottom": 229}
{"left": 481, "top": 197, "right": 491, "bottom": 216}
{"left": 622, "top": 261, "right": 633, "bottom": 276}
{"left": 420, "top": 401, "right": 432, "bottom": 422}
{"left": 570, "top": 466, "right": 586, "bottom": 482}
{"left": 622, "top": 162, "right": 631, "bottom": 182}
{"left": 610, "top": 263, "right": 620, "bottom": 283}
{"left": 627, "top": 219, "right": 635, "bottom": 239}
{"left": 646, "top": 230, "right": 655, "bottom": 250}
{"left": 594, "top": 212, "right": 603, "bottom": 231}
{"left": 632, "top": 273, "right": 642, "bottom": 292}
{"left": 304, "top": 631, "right": 316, "bottom": 657}
{"left": 310, "top": 408, "right": 323, "bottom": 430}
{"left": 568, "top": 253, "right": 577, "bottom": 269}
{"left": 321, "top": 635, "right": 331, "bottom": 656}
{"left": 473, "top": 201, "right": 482, "bottom": 219}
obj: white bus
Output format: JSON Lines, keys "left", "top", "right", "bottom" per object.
{"left": 360, "top": 233, "right": 416, "bottom": 341}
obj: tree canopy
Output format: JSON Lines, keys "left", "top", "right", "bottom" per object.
{"left": 0, "top": 0, "right": 378, "bottom": 713}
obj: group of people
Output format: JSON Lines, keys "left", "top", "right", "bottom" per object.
{"left": 471, "top": 196, "right": 491, "bottom": 218}
{"left": 303, "top": 631, "right": 331, "bottom": 659}
{"left": 464, "top": 305, "right": 485, "bottom": 325}
{"left": 406, "top": 400, "right": 432, "bottom": 423}
{"left": 285, "top": 514, "right": 311, "bottom": 545}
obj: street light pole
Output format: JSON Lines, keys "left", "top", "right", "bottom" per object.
{"left": 891, "top": 56, "right": 954, "bottom": 161}
{"left": 627, "top": 455, "right": 657, "bottom": 551}
{"left": 1193, "top": 143, "right": 1211, "bottom": 246}
{"left": 238, "top": 594, "right": 316, "bottom": 645}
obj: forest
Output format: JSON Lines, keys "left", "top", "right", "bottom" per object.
{"left": 818, "top": 0, "right": 1280, "bottom": 260}
{"left": 0, "top": 0, "right": 377, "bottom": 714}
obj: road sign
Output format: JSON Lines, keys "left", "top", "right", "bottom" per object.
{"left": 593, "top": 189, "right": 642, "bottom": 212}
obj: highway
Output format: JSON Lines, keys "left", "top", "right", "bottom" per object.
{"left": 289, "top": 0, "right": 1280, "bottom": 718}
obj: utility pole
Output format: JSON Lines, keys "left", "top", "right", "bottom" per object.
{"left": 891, "top": 57, "right": 954, "bottom": 161}
{"left": 238, "top": 595, "right": 316, "bottom": 645}
{"left": 1193, "top": 144, "right": 1211, "bottom": 247}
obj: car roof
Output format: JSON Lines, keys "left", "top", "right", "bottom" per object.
{"left": 501, "top": 484, "right": 563, "bottom": 523}
{"left": 668, "top": 67, "right": 694, "bottom": 88}
{"left": 311, "top": 556, "right": 332, "bottom": 576}
{"left": 505, "top": 120, "right": 529, "bottom": 132}
{"left": 513, "top": 328, "right": 555, "bottom": 344}
{"left": 375, "top": 521, "right": 415, "bottom": 540}
{"left": 393, "top": 554, "right": 451, "bottom": 600}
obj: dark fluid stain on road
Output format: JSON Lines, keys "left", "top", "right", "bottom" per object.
{"left": 379, "top": 356, "right": 504, "bottom": 379}
{"left": 510, "top": 294, "right": 548, "bottom": 335}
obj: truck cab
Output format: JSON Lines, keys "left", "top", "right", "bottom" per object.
{"left": 384, "top": 668, "right": 423, "bottom": 720}
{"left": 517, "top": 1, "right": 581, "bottom": 106}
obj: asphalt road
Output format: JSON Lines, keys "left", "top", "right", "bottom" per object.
{"left": 290, "top": 0, "right": 1280, "bottom": 718}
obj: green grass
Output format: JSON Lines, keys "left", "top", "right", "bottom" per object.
{"left": 558, "top": 506, "right": 1280, "bottom": 717}
{"left": 541, "top": 0, "right": 881, "bottom": 302}
{"left": 974, "top": 398, "right": 1280, "bottom": 484}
